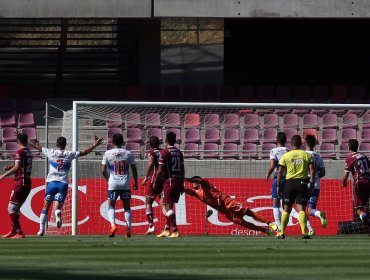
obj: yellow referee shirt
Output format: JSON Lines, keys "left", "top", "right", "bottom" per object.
{"left": 278, "top": 149, "right": 313, "bottom": 180}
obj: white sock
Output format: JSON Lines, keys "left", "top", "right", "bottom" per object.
{"left": 55, "top": 209, "right": 61, "bottom": 218}
{"left": 273, "top": 207, "right": 281, "bottom": 229}
{"left": 125, "top": 209, "right": 132, "bottom": 228}
{"left": 291, "top": 208, "right": 299, "bottom": 219}
{"left": 108, "top": 207, "right": 115, "bottom": 226}
{"left": 40, "top": 210, "right": 48, "bottom": 230}
{"left": 306, "top": 219, "right": 314, "bottom": 231}
{"left": 314, "top": 210, "right": 321, "bottom": 218}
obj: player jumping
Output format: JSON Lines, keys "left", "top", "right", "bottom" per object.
{"left": 184, "top": 176, "right": 278, "bottom": 235}
{"left": 342, "top": 139, "right": 370, "bottom": 226}
{"left": 0, "top": 132, "right": 33, "bottom": 239}
{"left": 142, "top": 136, "right": 164, "bottom": 235}
{"left": 154, "top": 132, "right": 185, "bottom": 238}
{"left": 101, "top": 133, "right": 138, "bottom": 238}
{"left": 29, "top": 135, "right": 103, "bottom": 236}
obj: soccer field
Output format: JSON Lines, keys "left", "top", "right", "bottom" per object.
{"left": 0, "top": 235, "right": 369, "bottom": 280}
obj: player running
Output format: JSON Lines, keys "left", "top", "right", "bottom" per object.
{"left": 142, "top": 136, "right": 164, "bottom": 235}
{"left": 304, "top": 135, "right": 327, "bottom": 236}
{"left": 154, "top": 132, "right": 185, "bottom": 238}
{"left": 29, "top": 135, "right": 103, "bottom": 236}
{"left": 342, "top": 139, "right": 370, "bottom": 226}
{"left": 184, "top": 176, "right": 278, "bottom": 235}
{"left": 101, "top": 133, "right": 138, "bottom": 238}
{"left": 0, "top": 132, "right": 33, "bottom": 239}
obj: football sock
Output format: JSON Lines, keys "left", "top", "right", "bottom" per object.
{"left": 146, "top": 205, "right": 154, "bottom": 228}
{"left": 273, "top": 206, "right": 281, "bottom": 229}
{"left": 311, "top": 209, "right": 321, "bottom": 218}
{"left": 108, "top": 206, "right": 115, "bottom": 226}
{"left": 359, "top": 212, "right": 368, "bottom": 222}
{"left": 166, "top": 210, "right": 178, "bottom": 232}
{"left": 55, "top": 209, "right": 61, "bottom": 219}
{"left": 9, "top": 212, "right": 21, "bottom": 232}
{"left": 280, "top": 211, "right": 290, "bottom": 234}
{"left": 40, "top": 209, "right": 48, "bottom": 230}
{"left": 125, "top": 209, "right": 132, "bottom": 228}
{"left": 306, "top": 218, "right": 313, "bottom": 231}
{"left": 245, "top": 209, "right": 269, "bottom": 224}
{"left": 298, "top": 211, "right": 308, "bottom": 235}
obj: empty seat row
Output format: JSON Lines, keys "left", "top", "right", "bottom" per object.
{"left": 0, "top": 112, "right": 35, "bottom": 128}
{"left": 104, "top": 141, "right": 365, "bottom": 160}
{"left": 1, "top": 127, "right": 37, "bottom": 143}
{"left": 105, "top": 111, "right": 367, "bottom": 131}
{"left": 106, "top": 126, "right": 368, "bottom": 147}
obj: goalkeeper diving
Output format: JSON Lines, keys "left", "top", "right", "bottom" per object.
{"left": 184, "top": 176, "right": 278, "bottom": 235}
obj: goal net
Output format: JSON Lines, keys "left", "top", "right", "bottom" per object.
{"left": 49, "top": 101, "right": 370, "bottom": 236}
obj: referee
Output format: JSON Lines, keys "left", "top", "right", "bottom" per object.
{"left": 276, "top": 135, "right": 315, "bottom": 239}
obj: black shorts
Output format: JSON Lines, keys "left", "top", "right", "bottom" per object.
{"left": 282, "top": 178, "right": 309, "bottom": 206}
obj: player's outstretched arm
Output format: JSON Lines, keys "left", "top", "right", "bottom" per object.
{"left": 28, "top": 139, "right": 42, "bottom": 151}
{"left": 79, "top": 136, "right": 103, "bottom": 157}
{"left": 131, "top": 164, "right": 138, "bottom": 190}
{"left": 0, "top": 161, "right": 21, "bottom": 182}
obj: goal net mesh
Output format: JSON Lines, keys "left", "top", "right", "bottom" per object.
{"left": 47, "top": 103, "right": 369, "bottom": 236}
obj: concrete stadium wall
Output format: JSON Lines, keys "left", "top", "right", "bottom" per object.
{"left": 0, "top": 0, "right": 152, "bottom": 18}
{"left": 2, "top": 0, "right": 370, "bottom": 18}
{"left": 0, "top": 160, "right": 345, "bottom": 180}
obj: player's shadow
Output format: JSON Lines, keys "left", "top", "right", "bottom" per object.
{"left": 0, "top": 268, "right": 228, "bottom": 280}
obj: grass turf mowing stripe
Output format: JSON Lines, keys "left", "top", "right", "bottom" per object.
{"left": 0, "top": 235, "right": 370, "bottom": 280}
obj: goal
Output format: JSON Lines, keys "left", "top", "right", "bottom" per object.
{"left": 50, "top": 101, "right": 370, "bottom": 236}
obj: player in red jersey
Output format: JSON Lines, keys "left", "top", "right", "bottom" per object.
{"left": 0, "top": 132, "right": 33, "bottom": 239}
{"left": 154, "top": 132, "right": 185, "bottom": 238}
{"left": 184, "top": 176, "right": 278, "bottom": 235}
{"left": 141, "top": 136, "right": 164, "bottom": 235}
{"left": 342, "top": 139, "right": 370, "bottom": 226}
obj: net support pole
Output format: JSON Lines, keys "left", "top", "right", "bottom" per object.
{"left": 44, "top": 102, "right": 49, "bottom": 181}
{"left": 72, "top": 102, "right": 79, "bottom": 235}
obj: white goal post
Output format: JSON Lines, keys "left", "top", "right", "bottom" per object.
{"left": 69, "top": 101, "right": 370, "bottom": 236}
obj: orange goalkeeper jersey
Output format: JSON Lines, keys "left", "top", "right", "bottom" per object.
{"left": 187, "top": 179, "right": 226, "bottom": 209}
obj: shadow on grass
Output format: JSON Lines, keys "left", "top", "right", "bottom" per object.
{"left": 0, "top": 268, "right": 228, "bottom": 280}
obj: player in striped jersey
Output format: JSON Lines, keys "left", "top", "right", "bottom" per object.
{"left": 101, "top": 133, "right": 138, "bottom": 238}
{"left": 29, "top": 135, "right": 103, "bottom": 236}
{"left": 265, "top": 132, "right": 289, "bottom": 230}
{"left": 142, "top": 136, "right": 163, "bottom": 235}
{"left": 0, "top": 132, "right": 33, "bottom": 238}
{"left": 304, "top": 135, "right": 327, "bottom": 236}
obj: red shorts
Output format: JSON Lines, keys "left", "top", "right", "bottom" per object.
{"left": 219, "top": 196, "right": 247, "bottom": 225}
{"left": 353, "top": 179, "right": 370, "bottom": 210}
{"left": 146, "top": 180, "right": 163, "bottom": 198}
{"left": 10, "top": 181, "right": 31, "bottom": 205}
{"left": 161, "top": 178, "right": 184, "bottom": 204}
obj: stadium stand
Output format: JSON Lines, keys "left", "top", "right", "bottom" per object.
{"left": 203, "top": 143, "right": 220, "bottom": 159}
{"left": 146, "top": 128, "right": 163, "bottom": 143}
{"left": 204, "top": 113, "right": 220, "bottom": 128}
{"left": 184, "top": 128, "right": 201, "bottom": 144}
{"left": 144, "top": 113, "right": 161, "bottom": 128}
{"left": 222, "top": 143, "right": 239, "bottom": 159}
{"left": 223, "top": 128, "right": 240, "bottom": 144}
{"left": 243, "top": 128, "right": 259, "bottom": 144}
{"left": 184, "top": 113, "right": 201, "bottom": 128}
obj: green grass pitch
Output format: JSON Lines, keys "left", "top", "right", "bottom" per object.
{"left": 0, "top": 235, "right": 370, "bottom": 280}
